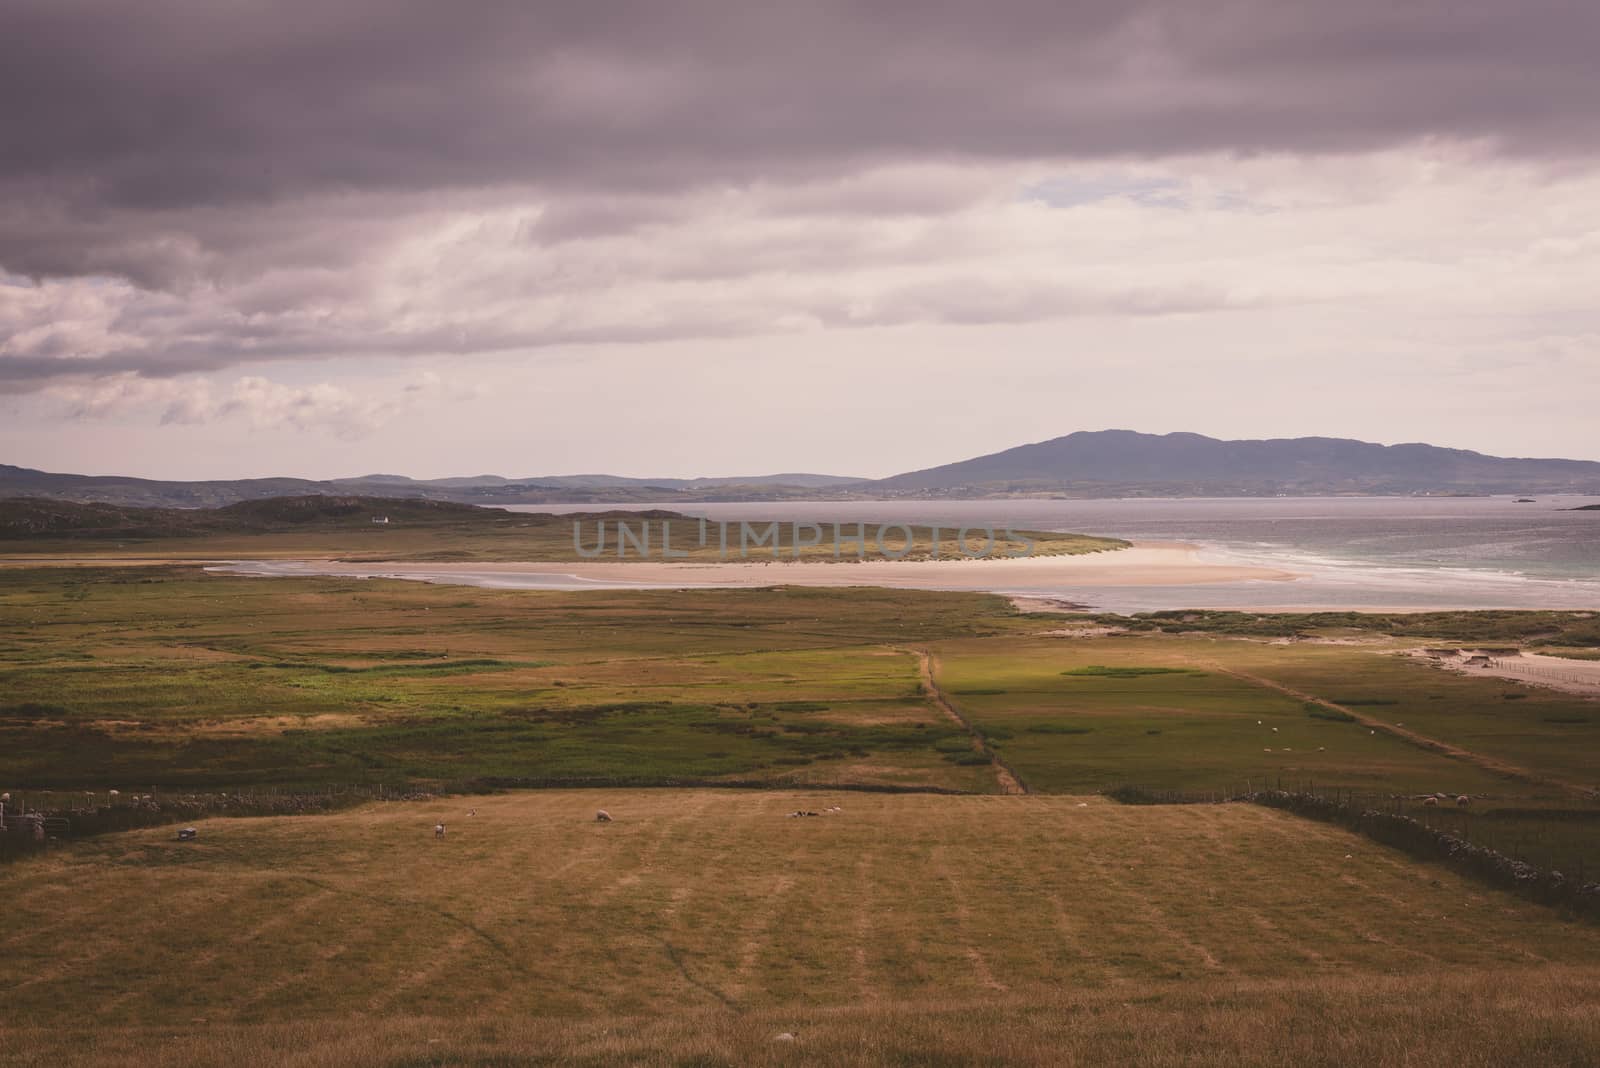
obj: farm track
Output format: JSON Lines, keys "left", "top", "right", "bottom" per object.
{"left": 910, "top": 648, "right": 1029, "bottom": 795}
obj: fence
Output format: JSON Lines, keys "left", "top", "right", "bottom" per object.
{"left": 1108, "top": 780, "right": 1600, "bottom": 917}
{"left": 0, "top": 785, "right": 399, "bottom": 863}
{"left": 1486, "top": 657, "right": 1597, "bottom": 688}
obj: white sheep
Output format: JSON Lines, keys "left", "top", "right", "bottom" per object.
{"left": 1423, "top": 796, "right": 1438, "bottom": 807}
{"left": 434, "top": 822, "right": 446, "bottom": 838}
{"left": 1456, "top": 795, "right": 1471, "bottom": 807}
{"left": 595, "top": 810, "right": 612, "bottom": 822}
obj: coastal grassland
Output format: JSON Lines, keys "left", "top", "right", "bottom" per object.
{"left": 929, "top": 636, "right": 1522, "bottom": 796}
{"left": 1195, "top": 641, "right": 1600, "bottom": 789}
{"left": 929, "top": 631, "right": 1600, "bottom": 872}
{"left": 5, "top": 565, "right": 1600, "bottom": 810}
{"left": 0, "top": 566, "right": 1031, "bottom": 790}
{"left": 0, "top": 499, "right": 1127, "bottom": 562}
{"left": 3, "top": 790, "right": 1599, "bottom": 1067}
{"left": 1107, "top": 609, "right": 1600, "bottom": 648}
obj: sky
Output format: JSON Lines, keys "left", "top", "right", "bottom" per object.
{"left": 3, "top": 1, "right": 1599, "bottom": 480}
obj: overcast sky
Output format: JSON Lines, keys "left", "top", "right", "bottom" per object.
{"left": 3, "top": 1, "right": 1599, "bottom": 479}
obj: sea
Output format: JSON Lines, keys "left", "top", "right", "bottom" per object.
{"left": 500, "top": 496, "right": 1600, "bottom": 613}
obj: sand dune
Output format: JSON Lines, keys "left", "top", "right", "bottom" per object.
{"left": 218, "top": 541, "right": 1298, "bottom": 593}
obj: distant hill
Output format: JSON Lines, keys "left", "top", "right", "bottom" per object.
{"left": 866, "top": 431, "right": 1600, "bottom": 497}
{"left": 0, "top": 464, "right": 863, "bottom": 508}
{"left": 332, "top": 472, "right": 865, "bottom": 491}
{"left": 6, "top": 432, "right": 1599, "bottom": 505}
{"left": 0, "top": 495, "right": 507, "bottom": 539}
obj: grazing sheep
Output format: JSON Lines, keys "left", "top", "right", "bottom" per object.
{"left": 1317, "top": 747, "right": 1326, "bottom": 752}
{"left": 595, "top": 810, "right": 612, "bottom": 822}
{"left": 1271, "top": 727, "right": 1279, "bottom": 733}
{"left": 1456, "top": 795, "right": 1471, "bottom": 807}
{"left": 434, "top": 822, "right": 446, "bottom": 838}
{"left": 1423, "top": 796, "right": 1439, "bottom": 807}
{"left": 1263, "top": 748, "right": 1273, "bottom": 753}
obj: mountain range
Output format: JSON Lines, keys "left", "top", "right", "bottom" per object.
{"left": 5, "top": 431, "right": 1600, "bottom": 506}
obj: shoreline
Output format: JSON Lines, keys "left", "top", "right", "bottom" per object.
{"left": 210, "top": 541, "right": 1301, "bottom": 593}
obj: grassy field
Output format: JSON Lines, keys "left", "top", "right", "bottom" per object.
{"left": 4, "top": 789, "right": 1599, "bottom": 1066}
{"left": 4, "top": 566, "right": 1598, "bottom": 808}
{"left": 5, "top": 563, "right": 1600, "bottom": 1064}
{"left": 0, "top": 566, "right": 1036, "bottom": 792}
{"left": 0, "top": 497, "right": 1127, "bottom": 562}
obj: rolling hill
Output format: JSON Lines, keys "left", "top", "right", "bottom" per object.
{"left": 866, "top": 430, "right": 1600, "bottom": 496}
{"left": 6, "top": 431, "right": 1600, "bottom": 505}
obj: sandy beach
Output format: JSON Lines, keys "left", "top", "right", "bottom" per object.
{"left": 1422, "top": 650, "right": 1600, "bottom": 697}
{"left": 216, "top": 541, "right": 1299, "bottom": 594}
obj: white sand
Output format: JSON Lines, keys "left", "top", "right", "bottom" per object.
{"left": 219, "top": 541, "right": 1298, "bottom": 592}
{"left": 1422, "top": 650, "right": 1600, "bottom": 697}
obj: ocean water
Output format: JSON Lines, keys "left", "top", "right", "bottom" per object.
{"left": 506, "top": 496, "right": 1600, "bottom": 612}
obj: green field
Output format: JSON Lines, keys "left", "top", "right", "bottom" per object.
{"left": 0, "top": 496, "right": 1127, "bottom": 563}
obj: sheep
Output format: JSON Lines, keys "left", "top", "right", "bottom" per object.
{"left": 595, "top": 810, "right": 612, "bottom": 822}
{"left": 1271, "top": 727, "right": 1279, "bottom": 733}
{"left": 1423, "top": 796, "right": 1439, "bottom": 807}
{"left": 1456, "top": 795, "right": 1471, "bottom": 807}
{"left": 434, "top": 822, "right": 447, "bottom": 838}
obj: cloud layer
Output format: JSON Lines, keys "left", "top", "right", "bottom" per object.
{"left": 3, "top": 1, "right": 1600, "bottom": 472}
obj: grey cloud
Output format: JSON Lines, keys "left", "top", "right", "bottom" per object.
{"left": 3, "top": 1, "right": 1599, "bottom": 388}
{"left": 6, "top": 2, "right": 1599, "bottom": 227}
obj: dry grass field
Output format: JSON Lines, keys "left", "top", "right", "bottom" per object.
{"left": 3, "top": 789, "right": 1599, "bottom": 1066}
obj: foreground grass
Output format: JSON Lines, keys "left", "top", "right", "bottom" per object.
{"left": 6, "top": 969, "right": 1600, "bottom": 1067}
{"left": 3, "top": 790, "right": 1598, "bottom": 1066}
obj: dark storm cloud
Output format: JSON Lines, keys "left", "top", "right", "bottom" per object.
{"left": 3, "top": 0, "right": 1599, "bottom": 386}
{"left": 7, "top": 1, "right": 1595, "bottom": 213}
